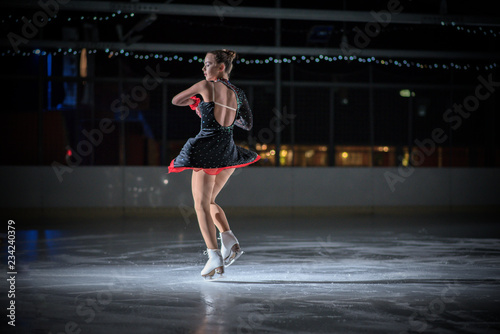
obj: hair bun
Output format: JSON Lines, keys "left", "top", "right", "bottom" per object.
{"left": 222, "top": 49, "right": 237, "bottom": 61}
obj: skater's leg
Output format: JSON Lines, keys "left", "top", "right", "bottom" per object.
{"left": 209, "top": 169, "right": 243, "bottom": 266}
{"left": 192, "top": 170, "right": 218, "bottom": 249}
{"left": 210, "top": 168, "right": 234, "bottom": 233}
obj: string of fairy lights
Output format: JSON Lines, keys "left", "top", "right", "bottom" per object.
{"left": 2, "top": 10, "right": 500, "bottom": 38}
{"left": 0, "top": 47, "right": 497, "bottom": 71}
{"left": 1, "top": 11, "right": 136, "bottom": 24}
{"left": 1, "top": 10, "right": 498, "bottom": 71}
{"left": 444, "top": 23, "right": 499, "bottom": 38}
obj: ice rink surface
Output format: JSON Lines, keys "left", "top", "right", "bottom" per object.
{"left": 1, "top": 210, "right": 500, "bottom": 333}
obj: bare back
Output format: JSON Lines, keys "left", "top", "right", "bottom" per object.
{"left": 210, "top": 81, "right": 238, "bottom": 127}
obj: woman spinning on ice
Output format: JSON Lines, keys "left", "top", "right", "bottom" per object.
{"left": 169, "top": 49, "right": 260, "bottom": 279}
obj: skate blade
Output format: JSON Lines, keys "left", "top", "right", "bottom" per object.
{"left": 203, "top": 273, "right": 225, "bottom": 281}
{"left": 202, "top": 267, "right": 224, "bottom": 281}
{"left": 225, "top": 249, "right": 244, "bottom": 267}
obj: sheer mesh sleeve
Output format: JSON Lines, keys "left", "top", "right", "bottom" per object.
{"left": 234, "top": 89, "right": 253, "bottom": 131}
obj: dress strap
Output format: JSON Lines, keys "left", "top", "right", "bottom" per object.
{"left": 214, "top": 101, "right": 237, "bottom": 111}
{"left": 212, "top": 81, "right": 237, "bottom": 111}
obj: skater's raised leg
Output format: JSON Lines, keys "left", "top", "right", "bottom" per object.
{"left": 220, "top": 230, "right": 243, "bottom": 266}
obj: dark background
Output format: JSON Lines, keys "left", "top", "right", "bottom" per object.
{"left": 0, "top": 0, "right": 499, "bottom": 167}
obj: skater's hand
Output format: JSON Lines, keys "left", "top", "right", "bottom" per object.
{"left": 188, "top": 96, "right": 202, "bottom": 118}
{"left": 189, "top": 96, "right": 201, "bottom": 110}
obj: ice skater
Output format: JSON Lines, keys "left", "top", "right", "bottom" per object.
{"left": 169, "top": 49, "right": 260, "bottom": 279}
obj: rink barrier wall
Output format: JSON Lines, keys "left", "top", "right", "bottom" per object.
{"left": 1, "top": 166, "right": 499, "bottom": 215}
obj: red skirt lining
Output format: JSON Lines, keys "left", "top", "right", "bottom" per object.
{"left": 168, "top": 155, "right": 261, "bottom": 175}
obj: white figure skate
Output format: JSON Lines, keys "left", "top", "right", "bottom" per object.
{"left": 220, "top": 230, "right": 244, "bottom": 267}
{"left": 201, "top": 248, "right": 224, "bottom": 280}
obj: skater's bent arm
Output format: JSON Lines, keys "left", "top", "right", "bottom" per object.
{"left": 172, "top": 81, "right": 208, "bottom": 106}
{"left": 234, "top": 91, "right": 253, "bottom": 131}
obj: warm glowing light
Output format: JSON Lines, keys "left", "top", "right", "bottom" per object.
{"left": 280, "top": 150, "right": 287, "bottom": 157}
{"left": 402, "top": 152, "right": 410, "bottom": 166}
{"left": 66, "top": 149, "right": 72, "bottom": 157}
{"left": 341, "top": 152, "right": 348, "bottom": 159}
{"left": 270, "top": 150, "right": 276, "bottom": 155}
{"left": 383, "top": 146, "right": 389, "bottom": 152}
{"left": 80, "top": 48, "right": 88, "bottom": 78}
{"left": 262, "top": 144, "right": 267, "bottom": 150}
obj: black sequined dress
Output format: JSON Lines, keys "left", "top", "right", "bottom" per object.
{"left": 168, "top": 79, "right": 260, "bottom": 175}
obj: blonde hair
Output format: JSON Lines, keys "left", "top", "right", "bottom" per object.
{"left": 208, "top": 49, "right": 237, "bottom": 76}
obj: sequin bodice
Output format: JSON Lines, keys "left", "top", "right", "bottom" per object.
{"left": 168, "top": 80, "right": 259, "bottom": 172}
